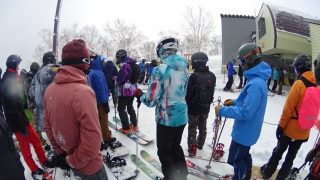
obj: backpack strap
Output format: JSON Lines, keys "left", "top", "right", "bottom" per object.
{"left": 292, "top": 76, "right": 316, "bottom": 119}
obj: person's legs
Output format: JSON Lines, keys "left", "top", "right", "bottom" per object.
{"left": 187, "top": 114, "right": 198, "bottom": 147}
{"left": 271, "top": 80, "right": 278, "bottom": 92}
{"left": 72, "top": 165, "right": 108, "bottom": 180}
{"left": 238, "top": 75, "right": 243, "bottom": 88}
{"left": 97, "top": 104, "right": 112, "bottom": 142}
{"left": 172, "top": 124, "right": 188, "bottom": 180}
{"left": 28, "top": 124, "right": 47, "bottom": 165}
{"left": 126, "top": 97, "right": 137, "bottom": 127}
{"left": 117, "top": 96, "right": 130, "bottom": 130}
{"left": 197, "top": 114, "right": 208, "bottom": 149}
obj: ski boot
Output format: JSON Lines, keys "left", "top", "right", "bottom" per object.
{"left": 214, "top": 143, "right": 224, "bottom": 160}
{"left": 188, "top": 143, "right": 197, "bottom": 157}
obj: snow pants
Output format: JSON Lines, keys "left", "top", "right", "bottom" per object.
{"left": 72, "top": 165, "right": 108, "bottom": 180}
{"left": 224, "top": 76, "right": 234, "bottom": 91}
{"left": 261, "top": 135, "right": 304, "bottom": 179}
{"left": 117, "top": 96, "right": 137, "bottom": 130}
{"left": 15, "top": 124, "right": 47, "bottom": 172}
{"left": 157, "top": 123, "right": 188, "bottom": 180}
{"left": 187, "top": 114, "right": 208, "bottom": 148}
{"left": 227, "top": 140, "right": 252, "bottom": 180}
{"left": 97, "top": 104, "right": 112, "bottom": 143}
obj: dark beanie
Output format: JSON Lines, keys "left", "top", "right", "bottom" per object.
{"left": 61, "top": 39, "right": 89, "bottom": 65}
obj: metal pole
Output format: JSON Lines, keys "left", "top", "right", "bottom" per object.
{"left": 53, "top": 0, "right": 63, "bottom": 62}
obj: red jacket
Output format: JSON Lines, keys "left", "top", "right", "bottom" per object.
{"left": 44, "top": 66, "right": 103, "bottom": 175}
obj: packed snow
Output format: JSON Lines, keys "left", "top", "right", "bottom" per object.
{"left": 22, "top": 55, "right": 317, "bottom": 179}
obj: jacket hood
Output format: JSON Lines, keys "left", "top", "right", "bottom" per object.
{"left": 54, "top": 66, "right": 88, "bottom": 85}
{"left": 244, "top": 61, "right": 271, "bottom": 81}
{"left": 123, "top": 56, "right": 137, "bottom": 65}
{"left": 90, "top": 55, "right": 104, "bottom": 70}
{"left": 162, "top": 54, "right": 188, "bottom": 70}
{"left": 105, "top": 61, "right": 115, "bottom": 68}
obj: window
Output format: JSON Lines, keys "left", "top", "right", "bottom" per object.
{"left": 258, "top": 17, "right": 266, "bottom": 38}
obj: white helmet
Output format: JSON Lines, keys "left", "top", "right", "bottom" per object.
{"left": 156, "top": 37, "right": 179, "bottom": 58}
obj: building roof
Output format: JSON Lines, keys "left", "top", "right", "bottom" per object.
{"left": 220, "top": 14, "right": 255, "bottom": 19}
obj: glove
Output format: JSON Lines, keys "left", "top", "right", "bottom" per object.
{"left": 104, "top": 102, "right": 110, "bottom": 113}
{"left": 215, "top": 105, "right": 222, "bottom": 117}
{"left": 276, "top": 125, "right": 284, "bottom": 140}
{"left": 224, "top": 99, "right": 233, "bottom": 106}
{"left": 21, "top": 128, "right": 28, "bottom": 137}
{"left": 46, "top": 153, "right": 70, "bottom": 170}
{"left": 134, "top": 88, "right": 143, "bottom": 98}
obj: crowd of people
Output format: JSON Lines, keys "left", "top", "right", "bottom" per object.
{"left": 0, "top": 37, "right": 319, "bottom": 180}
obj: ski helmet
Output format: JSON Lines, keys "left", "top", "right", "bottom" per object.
{"left": 115, "top": 49, "right": 127, "bottom": 64}
{"left": 43, "top": 51, "right": 56, "bottom": 65}
{"left": 191, "top": 52, "right": 208, "bottom": 69}
{"left": 293, "top": 54, "right": 311, "bottom": 75}
{"left": 237, "top": 43, "right": 262, "bottom": 69}
{"left": 6, "top": 54, "right": 22, "bottom": 69}
{"left": 30, "top": 62, "right": 40, "bottom": 73}
{"left": 156, "top": 37, "right": 179, "bottom": 58}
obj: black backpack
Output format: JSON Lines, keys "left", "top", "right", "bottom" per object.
{"left": 129, "top": 63, "right": 141, "bottom": 84}
{"left": 191, "top": 71, "right": 216, "bottom": 107}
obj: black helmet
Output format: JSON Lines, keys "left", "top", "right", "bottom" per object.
{"left": 293, "top": 54, "right": 311, "bottom": 75}
{"left": 6, "top": 54, "right": 22, "bottom": 69}
{"left": 115, "top": 49, "right": 127, "bottom": 63}
{"left": 43, "top": 51, "right": 56, "bottom": 65}
{"left": 30, "top": 62, "right": 40, "bottom": 73}
{"left": 191, "top": 52, "right": 208, "bottom": 69}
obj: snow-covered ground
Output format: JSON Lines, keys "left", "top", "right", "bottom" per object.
{"left": 23, "top": 55, "right": 317, "bottom": 179}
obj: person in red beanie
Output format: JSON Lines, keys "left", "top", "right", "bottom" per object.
{"left": 44, "top": 39, "right": 108, "bottom": 179}
{"left": 0, "top": 54, "right": 51, "bottom": 180}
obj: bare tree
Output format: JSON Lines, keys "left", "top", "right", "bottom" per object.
{"left": 181, "top": 6, "right": 215, "bottom": 54}
{"left": 139, "top": 41, "right": 156, "bottom": 61}
{"left": 33, "top": 29, "right": 54, "bottom": 63}
{"left": 104, "top": 19, "right": 144, "bottom": 57}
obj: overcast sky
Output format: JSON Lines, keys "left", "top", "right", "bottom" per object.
{"left": 0, "top": 0, "right": 319, "bottom": 71}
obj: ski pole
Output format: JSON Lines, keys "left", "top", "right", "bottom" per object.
{"left": 134, "top": 104, "right": 140, "bottom": 175}
{"left": 115, "top": 102, "right": 118, "bottom": 130}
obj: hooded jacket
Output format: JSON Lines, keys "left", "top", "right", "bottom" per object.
{"left": 140, "top": 54, "right": 189, "bottom": 127}
{"left": 44, "top": 66, "right": 103, "bottom": 175}
{"left": 116, "top": 57, "right": 137, "bottom": 96}
{"left": 279, "top": 71, "right": 315, "bottom": 140}
{"left": 219, "top": 62, "right": 271, "bottom": 146}
{"left": 88, "top": 55, "right": 109, "bottom": 104}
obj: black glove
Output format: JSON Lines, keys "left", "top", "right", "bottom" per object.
{"left": 276, "top": 125, "right": 284, "bottom": 140}
{"left": 46, "top": 153, "right": 70, "bottom": 170}
{"left": 104, "top": 102, "right": 110, "bottom": 113}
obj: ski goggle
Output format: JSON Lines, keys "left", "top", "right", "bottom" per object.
{"left": 82, "top": 58, "right": 91, "bottom": 65}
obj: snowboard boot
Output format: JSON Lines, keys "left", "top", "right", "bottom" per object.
{"left": 32, "top": 168, "right": 44, "bottom": 180}
{"left": 100, "top": 142, "right": 108, "bottom": 151}
{"left": 188, "top": 144, "right": 197, "bottom": 157}
{"left": 243, "top": 168, "right": 252, "bottom": 180}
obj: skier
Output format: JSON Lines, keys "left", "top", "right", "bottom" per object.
{"left": 44, "top": 39, "right": 108, "bottom": 179}
{"left": 277, "top": 67, "right": 285, "bottom": 95}
{"left": 185, "top": 52, "right": 216, "bottom": 156}
{"left": 115, "top": 49, "right": 139, "bottom": 134}
{"left": 134, "top": 37, "right": 189, "bottom": 180}
{"left": 138, "top": 59, "right": 146, "bottom": 84}
{"left": 88, "top": 54, "right": 117, "bottom": 150}
{"left": 223, "top": 59, "right": 237, "bottom": 92}
{"left": 215, "top": 43, "right": 271, "bottom": 180}
{"left": 29, "top": 51, "right": 58, "bottom": 150}
{"left": 271, "top": 66, "right": 279, "bottom": 93}
{"left": 237, "top": 63, "right": 244, "bottom": 89}
{"left": 0, "top": 111, "right": 26, "bottom": 180}
{"left": 260, "top": 54, "right": 316, "bottom": 180}
{"left": 0, "top": 54, "right": 51, "bottom": 179}
{"left": 103, "top": 58, "right": 118, "bottom": 106}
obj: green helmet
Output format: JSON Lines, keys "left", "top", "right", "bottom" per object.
{"left": 238, "top": 43, "right": 262, "bottom": 64}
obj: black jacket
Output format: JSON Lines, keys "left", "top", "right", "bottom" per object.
{"left": 0, "top": 70, "right": 29, "bottom": 132}
{"left": 186, "top": 66, "right": 216, "bottom": 115}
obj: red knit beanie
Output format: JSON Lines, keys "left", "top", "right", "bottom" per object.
{"left": 61, "top": 39, "right": 89, "bottom": 65}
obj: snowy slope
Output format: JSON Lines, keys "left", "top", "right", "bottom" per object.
{"left": 22, "top": 56, "right": 316, "bottom": 179}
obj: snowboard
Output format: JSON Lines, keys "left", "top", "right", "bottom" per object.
{"left": 108, "top": 120, "right": 149, "bottom": 145}
{"left": 112, "top": 117, "right": 154, "bottom": 142}
{"left": 103, "top": 155, "right": 137, "bottom": 180}
{"left": 130, "top": 154, "right": 162, "bottom": 180}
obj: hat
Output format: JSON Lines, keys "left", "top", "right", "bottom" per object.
{"left": 6, "top": 54, "right": 22, "bottom": 69}
{"left": 43, "top": 51, "right": 56, "bottom": 65}
{"left": 61, "top": 39, "right": 89, "bottom": 65}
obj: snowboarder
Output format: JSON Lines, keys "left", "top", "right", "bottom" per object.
{"left": 138, "top": 59, "right": 146, "bottom": 84}
{"left": 215, "top": 43, "right": 271, "bottom": 180}
{"left": 185, "top": 52, "right": 216, "bottom": 156}
{"left": 134, "top": 37, "right": 189, "bottom": 180}
{"left": 0, "top": 54, "right": 51, "bottom": 179}
{"left": 28, "top": 51, "right": 58, "bottom": 150}
{"left": 0, "top": 111, "right": 26, "bottom": 180}
{"left": 103, "top": 58, "right": 118, "bottom": 106}
{"left": 115, "top": 49, "right": 139, "bottom": 134}
{"left": 223, "top": 59, "right": 237, "bottom": 92}
{"left": 44, "top": 39, "right": 108, "bottom": 179}
{"left": 260, "top": 54, "right": 315, "bottom": 180}
{"left": 88, "top": 54, "right": 117, "bottom": 150}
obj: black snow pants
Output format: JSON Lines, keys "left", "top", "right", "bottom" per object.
{"left": 187, "top": 114, "right": 208, "bottom": 148}
{"left": 117, "top": 96, "right": 137, "bottom": 130}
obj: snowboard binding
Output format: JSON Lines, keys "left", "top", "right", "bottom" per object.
{"left": 104, "top": 152, "right": 127, "bottom": 168}
{"left": 109, "top": 141, "right": 123, "bottom": 149}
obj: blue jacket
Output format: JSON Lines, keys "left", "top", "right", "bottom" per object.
{"left": 139, "top": 61, "right": 146, "bottom": 73}
{"left": 140, "top": 54, "right": 189, "bottom": 127}
{"left": 88, "top": 55, "right": 109, "bottom": 104}
{"left": 219, "top": 62, "right": 271, "bottom": 146}
{"left": 273, "top": 68, "right": 279, "bottom": 80}
{"left": 227, "top": 61, "right": 236, "bottom": 77}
